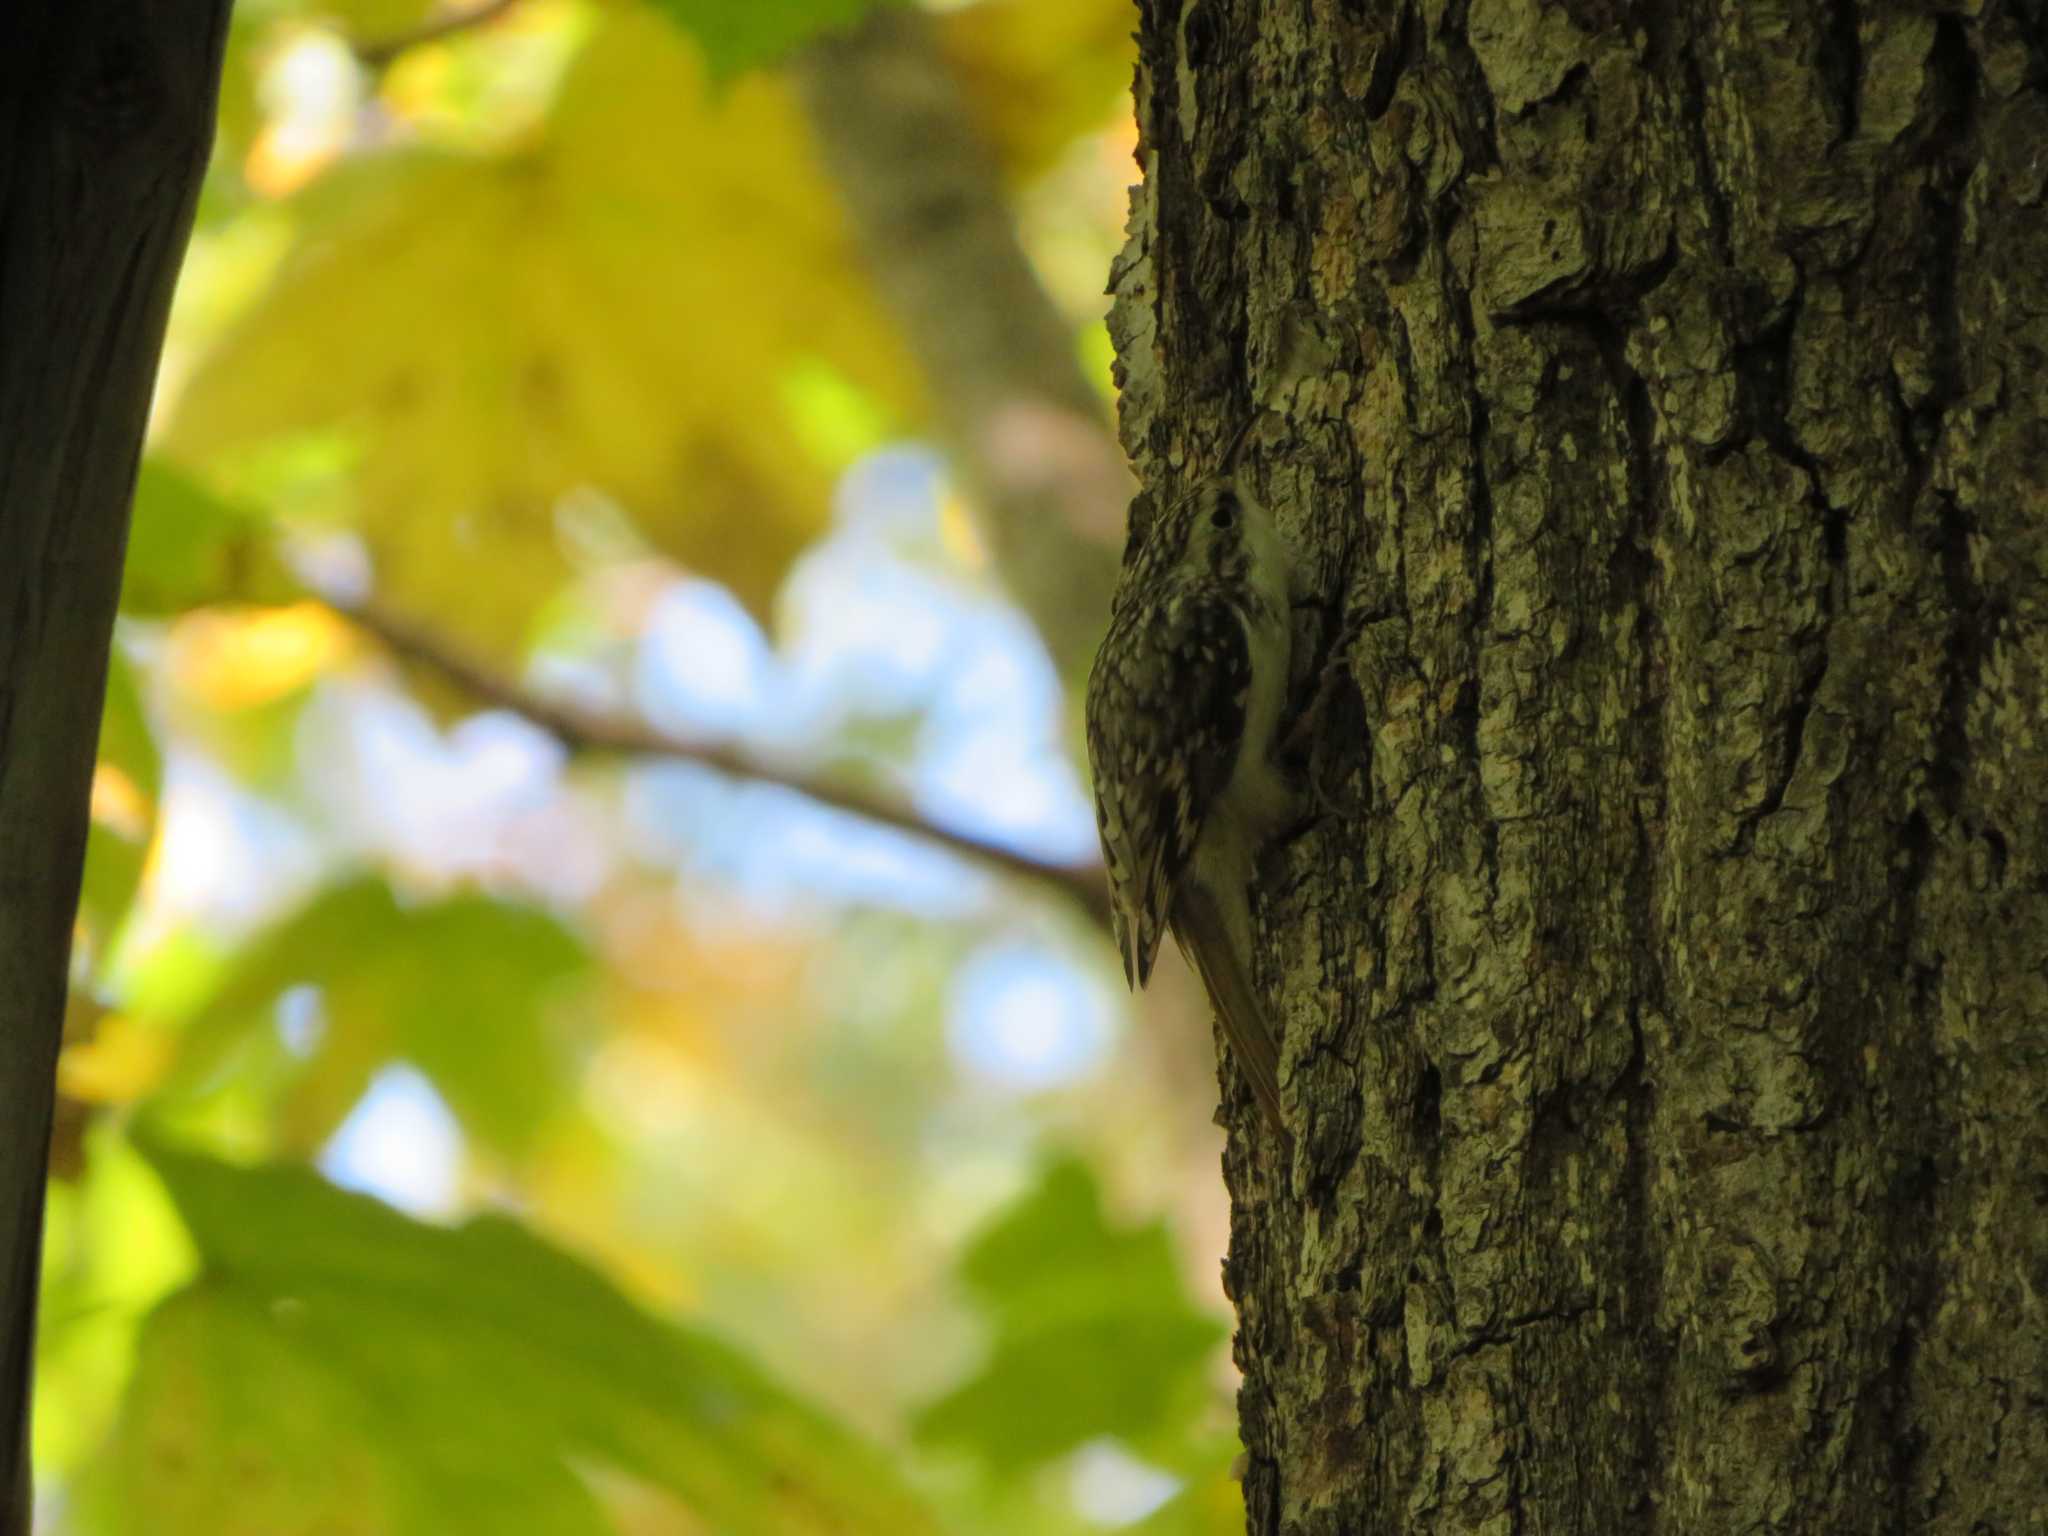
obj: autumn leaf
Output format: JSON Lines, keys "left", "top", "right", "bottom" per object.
{"left": 163, "top": 8, "right": 921, "bottom": 654}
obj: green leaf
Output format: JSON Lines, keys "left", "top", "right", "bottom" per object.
{"left": 173, "top": 877, "right": 592, "bottom": 1157}
{"left": 34, "top": 1130, "right": 199, "bottom": 1481}
{"left": 644, "top": 0, "right": 892, "bottom": 78}
{"left": 98, "top": 645, "right": 162, "bottom": 806}
{"left": 914, "top": 1158, "right": 1226, "bottom": 1473}
{"left": 83, "top": 1142, "right": 944, "bottom": 1536}
{"left": 122, "top": 460, "right": 272, "bottom": 617}
{"left": 78, "top": 650, "right": 162, "bottom": 959}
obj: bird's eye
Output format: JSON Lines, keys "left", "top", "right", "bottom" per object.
{"left": 1209, "top": 493, "right": 1238, "bottom": 530}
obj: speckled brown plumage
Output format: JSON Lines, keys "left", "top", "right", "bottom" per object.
{"left": 1085, "top": 478, "right": 1297, "bottom": 1136}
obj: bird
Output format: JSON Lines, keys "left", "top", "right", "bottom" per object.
{"left": 1085, "top": 472, "right": 1300, "bottom": 1140}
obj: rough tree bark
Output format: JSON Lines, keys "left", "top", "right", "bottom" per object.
{"left": 0, "top": 6, "right": 229, "bottom": 1529}
{"left": 1109, "top": 1, "right": 2045, "bottom": 1531}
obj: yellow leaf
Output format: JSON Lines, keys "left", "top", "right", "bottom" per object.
{"left": 164, "top": 9, "right": 922, "bottom": 654}
{"left": 166, "top": 603, "right": 353, "bottom": 711}
{"left": 314, "top": 0, "right": 435, "bottom": 36}
{"left": 935, "top": 487, "right": 987, "bottom": 570}
{"left": 938, "top": 0, "right": 1136, "bottom": 179}
{"left": 90, "top": 765, "right": 152, "bottom": 843}
{"left": 59, "top": 1015, "right": 175, "bottom": 1106}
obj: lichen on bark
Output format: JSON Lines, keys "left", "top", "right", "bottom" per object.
{"left": 1109, "top": 1, "right": 2048, "bottom": 1530}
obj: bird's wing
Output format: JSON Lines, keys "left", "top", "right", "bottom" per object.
{"left": 1085, "top": 587, "right": 1249, "bottom": 989}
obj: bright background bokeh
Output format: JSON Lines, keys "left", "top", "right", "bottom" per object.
{"left": 39, "top": 3, "right": 1247, "bottom": 1533}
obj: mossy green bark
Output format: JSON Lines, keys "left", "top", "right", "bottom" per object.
{"left": 1109, "top": 2, "right": 2046, "bottom": 1530}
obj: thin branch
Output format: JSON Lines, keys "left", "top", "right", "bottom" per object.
{"left": 323, "top": 592, "right": 1113, "bottom": 927}
{"left": 353, "top": 0, "right": 522, "bottom": 70}
{"left": 792, "top": 9, "right": 1128, "bottom": 682}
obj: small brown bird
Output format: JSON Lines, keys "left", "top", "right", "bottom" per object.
{"left": 1085, "top": 474, "right": 1298, "bottom": 1139}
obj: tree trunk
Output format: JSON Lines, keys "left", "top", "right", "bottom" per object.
{"left": 1109, "top": 2, "right": 2046, "bottom": 1531}
{"left": 0, "top": 6, "right": 229, "bottom": 1528}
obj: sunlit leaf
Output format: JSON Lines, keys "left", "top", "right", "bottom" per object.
{"left": 158, "top": 604, "right": 349, "bottom": 788}
{"left": 34, "top": 1130, "right": 198, "bottom": 1485}
{"left": 173, "top": 877, "right": 592, "bottom": 1158}
{"left": 163, "top": 8, "right": 922, "bottom": 654}
{"left": 81, "top": 1142, "right": 946, "bottom": 1536}
{"left": 58, "top": 1013, "right": 177, "bottom": 1108}
{"left": 168, "top": 604, "right": 351, "bottom": 711}
{"left": 645, "top": 0, "right": 890, "bottom": 79}
{"left": 914, "top": 1157, "right": 1224, "bottom": 1473}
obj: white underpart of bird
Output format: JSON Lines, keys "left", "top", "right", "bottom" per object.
{"left": 1085, "top": 472, "right": 1300, "bottom": 1141}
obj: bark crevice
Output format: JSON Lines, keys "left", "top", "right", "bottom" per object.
{"left": 1115, "top": 1, "right": 2045, "bottom": 1529}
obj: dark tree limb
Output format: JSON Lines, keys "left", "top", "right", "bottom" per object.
{"left": 325, "top": 592, "right": 1114, "bottom": 928}
{"left": 0, "top": 4, "right": 231, "bottom": 1528}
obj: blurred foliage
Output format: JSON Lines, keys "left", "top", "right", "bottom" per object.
{"left": 81, "top": 1140, "right": 944, "bottom": 1536}
{"left": 119, "top": 462, "right": 277, "bottom": 619}
{"left": 916, "top": 1158, "right": 1223, "bottom": 1473}
{"left": 939, "top": 0, "right": 1140, "bottom": 179}
{"left": 647, "top": 0, "right": 897, "bottom": 78}
{"left": 36, "top": 1, "right": 1246, "bottom": 1534}
{"left": 166, "top": 7, "right": 925, "bottom": 647}
{"left": 77, "top": 656, "right": 162, "bottom": 970}
{"left": 165, "top": 877, "right": 592, "bottom": 1158}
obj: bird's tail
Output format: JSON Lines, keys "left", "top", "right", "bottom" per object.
{"left": 1171, "top": 882, "right": 1287, "bottom": 1142}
